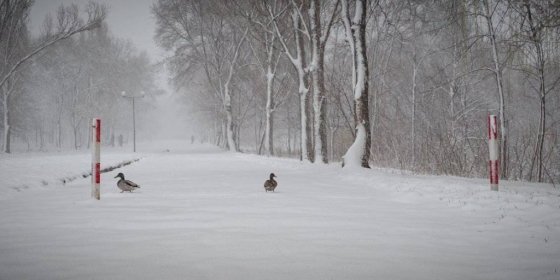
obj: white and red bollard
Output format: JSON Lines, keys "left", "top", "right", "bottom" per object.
{"left": 488, "top": 115, "right": 499, "bottom": 191}
{"left": 92, "top": 118, "right": 101, "bottom": 200}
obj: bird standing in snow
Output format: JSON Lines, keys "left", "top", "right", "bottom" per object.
{"left": 114, "top": 173, "right": 140, "bottom": 193}
{"left": 264, "top": 173, "right": 277, "bottom": 192}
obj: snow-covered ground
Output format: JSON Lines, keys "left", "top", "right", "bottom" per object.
{"left": 0, "top": 140, "right": 559, "bottom": 280}
{"left": 0, "top": 145, "right": 146, "bottom": 201}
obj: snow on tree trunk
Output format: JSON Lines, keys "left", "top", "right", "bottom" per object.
{"left": 264, "top": 56, "right": 274, "bottom": 156}
{"left": 224, "top": 92, "right": 237, "bottom": 152}
{"left": 310, "top": 0, "right": 328, "bottom": 164}
{"left": 221, "top": 27, "right": 248, "bottom": 152}
{"left": 342, "top": 0, "right": 371, "bottom": 168}
{"left": 219, "top": 119, "right": 227, "bottom": 148}
{"left": 343, "top": 123, "right": 367, "bottom": 168}
{"left": 271, "top": 5, "right": 312, "bottom": 162}
{"left": 299, "top": 82, "right": 311, "bottom": 162}
{"left": 249, "top": 23, "right": 278, "bottom": 157}
{"left": 1, "top": 77, "right": 15, "bottom": 154}
{"left": 294, "top": 13, "right": 313, "bottom": 162}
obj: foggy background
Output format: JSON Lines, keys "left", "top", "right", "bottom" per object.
{"left": 29, "top": 0, "right": 195, "bottom": 141}
{"left": 1, "top": 0, "right": 559, "bottom": 184}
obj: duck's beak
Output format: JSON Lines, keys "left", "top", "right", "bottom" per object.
{"left": 114, "top": 175, "right": 119, "bottom": 178}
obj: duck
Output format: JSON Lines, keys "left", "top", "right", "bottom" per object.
{"left": 264, "top": 173, "right": 277, "bottom": 192}
{"left": 114, "top": 173, "right": 140, "bottom": 193}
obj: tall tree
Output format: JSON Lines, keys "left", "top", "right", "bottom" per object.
{"left": 341, "top": 0, "right": 371, "bottom": 168}
{"left": 242, "top": 1, "right": 283, "bottom": 156}
{"left": 515, "top": 0, "right": 560, "bottom": 182}
{"left": 479, "top": 0, "right": 510, "bottom": 179}
{"left": 308, "top": 0, "right": 340, "bottom": 163}
{"left": 268, "top": 0, "right": 313, "bottom": 162}
{"left": 250, "top": 25, "right": 279, "bottom": 156}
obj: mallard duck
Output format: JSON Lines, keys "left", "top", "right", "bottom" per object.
{"left": 264, "top": 173, "right": 277, "bottom": 192}
{"left": 114, "top": 173, "right": 140, "bottom": 193}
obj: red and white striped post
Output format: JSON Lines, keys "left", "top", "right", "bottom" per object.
{"left": 92, "top": 118, "right": 101, "bottom": 200}
{"left": 488, "top": 115, "right": 499, "bottom": 191}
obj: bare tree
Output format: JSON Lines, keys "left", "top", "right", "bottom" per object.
{"left": 0, "top": 1, "right": 106, "bottom": 153}
{"left": 243, "top": 1, "right": 284, "bottom": 156}
{"left": 23, "top": 22, "right": 160, "bottom": 151}
{"left": 153, "top": 0, "right": 249, "bottom": 151}
{"left": 268, "top": 0, "right": 313, "bottom": 162}
{"left": 514, "top": 0, "right": 560, "bottom": 182}
{"left": 341, "top": 0, "right": 371, "bottom": 168}
{"left": 479, "top": 0, "right": 510, "bottom": 179}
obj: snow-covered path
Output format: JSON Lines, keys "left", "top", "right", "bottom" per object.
{"left": 0, "top": 142, "right": 559, "bottom": 279}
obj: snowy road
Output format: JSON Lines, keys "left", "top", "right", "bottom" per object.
{"left": 0, "top": 142, "right": 559, "bottom": 279}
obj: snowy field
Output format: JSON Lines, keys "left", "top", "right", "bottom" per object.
{"left": 0, "top": 140, "right": 559, "bottom": 280}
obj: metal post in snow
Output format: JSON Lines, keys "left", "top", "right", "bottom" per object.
{"left": 488, "top": 115, "right": 499, "bottom": 191}
{"left": 121, "top": 91, "right": 144, "bottom": 152}
{"left": 92, "top": 118, "right": 101, "bottom": 200}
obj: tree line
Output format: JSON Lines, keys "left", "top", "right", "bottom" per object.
{"left": 0, "top": 0, "right": 161, "bottom": 153}
{"left": 154, "top": 0, "right": 560, "bottom": 183}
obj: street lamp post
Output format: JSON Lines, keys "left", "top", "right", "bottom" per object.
{"left": 121, "top": 91, "right": 145, "bottom": 152}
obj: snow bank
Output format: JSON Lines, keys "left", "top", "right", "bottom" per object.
{"left": 0, "top": 146, "right": 145, "bottom": 200}
{"left": 342, "top": 123, "right": 366, "bottom": 168}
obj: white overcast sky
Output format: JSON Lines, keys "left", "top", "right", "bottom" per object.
{"left": 30, "top": 0, "right": 161, "bottom": 62}
{"left": 30, "top": 0, "right": 175, "bottom": 95}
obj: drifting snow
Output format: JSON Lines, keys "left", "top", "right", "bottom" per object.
{"left": 0, "top": 140, "right": 559, "bottom": 279}
{"left": 342, "top": 123, "right": 366, "bottom": 168}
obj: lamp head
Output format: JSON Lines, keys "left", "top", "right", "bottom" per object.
{"left": 121, "top": 91, "right": 126, "bottom": 97}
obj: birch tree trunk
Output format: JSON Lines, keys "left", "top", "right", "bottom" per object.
{"left": 309, "top": 0, "right": 330, "bottom": 163}
{"left": 270, "top": 2, "right": 313, "bottom": 162}
{"left": 254, "top": 32, "right": 278, "bottom": 157}
{"left": 222, "top": 28, "right": 249, "bottom": 152}
{"left": 265, "top": 59, "right": 274, "bottom": 156}
{"left": 1, "top": 74, "right": 22, "bottom": 153}
{"left": 295, "top": 12, "right": 313, "bottom": 162}
{"left": 224, "top": 91, "right": 237, "bottom": 151}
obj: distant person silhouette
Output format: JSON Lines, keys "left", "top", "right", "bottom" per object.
{"left": 191, "top": 135, "right": 195, "bottom": 144}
